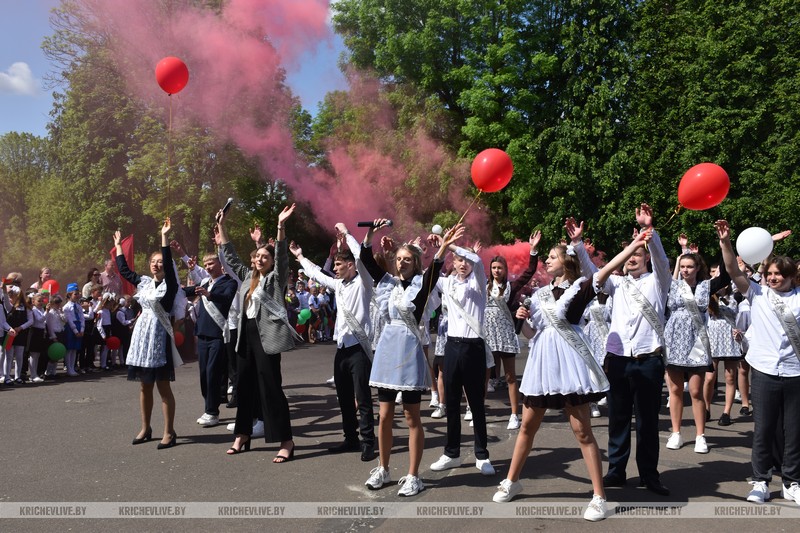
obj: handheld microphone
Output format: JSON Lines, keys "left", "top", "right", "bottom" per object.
{"left": 356, "top": 220, "right": 393, "bottom": 228}
{"left": 222, "top": 197, "right": 234, "bottom": 214}
{"left": 515, "top": 297, "right": 532, "bottom": 334}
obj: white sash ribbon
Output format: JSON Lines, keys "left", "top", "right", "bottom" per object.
{"left": 538, "top": 286, "right": 609, "bottom": 391}
{"left": 622, "top": 276, "right": 665, "bottom": 361}
{"left": 447, "top": 280, "right": 493, "bottom": 365}
{"left": 678, "top": 280, "right": 711, "bottom": 365}
{"left": 143, "top": 286, "right": 183, "bottom": 368}
{"left": 336, "top": 284, "right": 373, "bottom": 360}
{"left": 201, "top": 294, "right": 230, "bottom": 343}
{"left": 767, "top": 288, "right": 800, "bottom": 362}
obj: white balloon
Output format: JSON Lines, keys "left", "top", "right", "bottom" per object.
{"left": 736, "top": 227, "right": 773, "bottom": 265}
{"left": 431, "top": 224, "right": 443, "bottom": 235}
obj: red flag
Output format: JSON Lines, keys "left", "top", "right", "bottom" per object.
{"left": 110, "top": 235, "right": 136, "bottom": 296}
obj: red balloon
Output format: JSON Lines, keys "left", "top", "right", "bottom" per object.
{"left": 106, "top": 336, "right": 121, "bottom": 350}
{"left": 677, "top": 163, "right": 730, "bottom": 210}
{"left": 155, "top": 56, "right": 189, "bottom": 95}
{"left": 294, "top": 324, "right": 306, "bottom": 335}
{"left": 42, "top": 279, "right": 60, "bottom": 294}
{"left": 471, "top": 148, "right": 513, "bottom": 193}
{"left": 174, "top": 331, "right": 185, "bottom": 347}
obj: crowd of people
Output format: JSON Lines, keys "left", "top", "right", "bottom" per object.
{"left": 1, "top": 203, "right": 798, "bottom": 521}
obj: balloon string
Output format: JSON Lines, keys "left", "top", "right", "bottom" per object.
{"left": 457, "top": 190, "right": 483, "bottom": 225}
{"left": 166, "top": 94, "right": 173, "bottom": 219}
{"left": 662, "top": 204, "right": 683, "bottom": 227}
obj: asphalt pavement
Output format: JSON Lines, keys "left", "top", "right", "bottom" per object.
{"left": 0, "top": 339, "right": 797, "bottom": 532}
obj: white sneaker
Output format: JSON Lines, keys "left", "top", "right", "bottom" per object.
{"left": 487, "top": 380, "right": 495, "bottom": 393}
{"left": 747, "top": 481, "right": 770, "bottom": 503}
{"left": 464, "top": 406, "right": 473, "bottom": 421}
{"left": 507, "top": 414, "right": 521, "bottom": 430}
{"left": 431, "top": 405, "right": 446, "bottom": 419}
{"left": 365, "top": 466, "right": 391, "bottom": 490}
{"left": 197, "top": 413, "right": 219, "bottom": 427}
{"left": 469, "top": 420, "right": 474, "bottom": 427}
{"left": 430, "top": 454, "right": 462, "bottom": 471}
{"left": 666, "top": 432, "right": 683, "bottom": 450}
{"left": 227, "top": 385, "right": 233, "bottom": 394}
{"left": 429, "top": 392, "right": 440, "bottom": 408}
{"left": 492, "top": 478, "right": 522, "bottom": 503}
{"left": 597, "top": 396, "right": 608, "bottom": 407}
{"left": 666, "top": 396, "right": 671, "bottom": 408}
{"left": 584, "top": 494, "right": 607, "bottom": 521}
{"left": 783, "top": 482, "right": 800, "bottom": 505}
{"left": 32, "top": 377, "right": 44, "bottom": 383}
{"left": 251, "top": 419, "right": 265, "bottom": 438}
{"left": 326, "top": 376, "right": 335, "bottom": 386}
{"left": 395, "top": 391, "right": 403, "bottom": 404}
{"left": 397, "top": 475, "right": 425, "bottom": 496}
{"left": 590, "top": 403, "right": 601, "bottom": 418}
{"left": 226, "top": 422, "right": 235, "bottom": 431}
{"left": 694, "top": 434, "right": 709, "bottom": 454}
{"left": 476, "top": 458, "right": 495, "bottom": 476}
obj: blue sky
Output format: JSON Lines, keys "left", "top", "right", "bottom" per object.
{"left": 0, "top": 0, "right": 347, "bottom": 138}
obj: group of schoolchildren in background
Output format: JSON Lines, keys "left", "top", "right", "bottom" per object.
{"left": 0, "top": 264, "right": 136, "bottom": 384}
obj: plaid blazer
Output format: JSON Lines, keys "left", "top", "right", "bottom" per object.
{"left": 219, "top": 240, "right": 294, "bottom": 355}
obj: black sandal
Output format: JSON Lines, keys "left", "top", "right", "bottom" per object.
{"left": 273, "top": 445, "right": 295, "bottom": 463}
{"left": 227, "top": 437, "right": 251, "bottom": 455}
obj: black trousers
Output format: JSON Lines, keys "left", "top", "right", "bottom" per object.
{"left": 751, "top": 368, "right": 800, "bottom": 484}
{"left": 333, "top": 344, "right": 375, "bottom": 445}
{"left": 234, "top": 318, "right": 292, "bottom": 442}
{"left": 197, "top": 336, "right": 225, "bottom": 416}
{"left": 443, "top": 337, "right": 489, "bottom": 460}
{"left": 225, "top": 328, "right": 238, "bottom": 402}
{"left": 606, "top": 354, "right": 664, "bottom": 482}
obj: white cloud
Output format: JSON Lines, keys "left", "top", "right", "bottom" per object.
{"left": 0, "top": 62, "right": 39, "bottom": 96}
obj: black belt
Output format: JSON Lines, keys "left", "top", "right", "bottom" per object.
{"left": 630, "top": 348, "right": 663, "bottom": 360}
{"left": 448, "top": 336, "right": 484, "bottom": 345}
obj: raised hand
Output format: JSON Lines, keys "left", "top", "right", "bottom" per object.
{"left": 334, "top": 222, "right": 349, "bottom": 236}
{"left": 289, "top": 241, "right": 303, "bottom": 259}
{"left": 678, "top": 233, "right": 688, "bottom": 250}
{"left": 714, "top": 220, "right": 731, "bottom": 241}
{"left": 443, "top": 223, "right": 466, "bottom": 248}
{"left": 529, "top": 230, "right": 542, "bottom": 251}
{"left": 169, "top": 240, "right": 185, "bottom": 255}
{"left": 565, "top": 217, "right": 585, "bottom": 244}
{"left": 278, "top": 203, "right": 296, "bottom": 225}
{"left": 187, "top": 256, "right": 197, "bottom": 270}
{"left": 380, "top": 235, "right": 396, "bottom": 253}
{"left": 249, "top": 224, "right": 263, "bottom": 244}
{"left": 212, "top": 226, "right": 222, "bottom": 246}
{"left": 161, "top": 218, "right": 171, "bottom": 235}
{"left": 427, "top": 233, "right": 443, "bottom": 249}
{"left": 472, "top": 239, "right": 482, "bottom": 254}
{"left": 772, "top": 229, "right": 792, "bottom": 242}
{"left": 635, "top": 203, "right": 654, "bottom": 228}
{"left": 113, "top": 230, "right": 122, "bottom": 247}
{"left": 689, "top": 243, "right": 699, "bottom": 254}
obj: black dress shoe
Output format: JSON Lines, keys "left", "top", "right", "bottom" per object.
{"left": 329, "top": 440, "right": 360, "bottom": 454}
{"left": 226, "top": 399, "right": 238, "bottom": 409}
{"left": 603, "top": 474, "right": 626, "bottom": 487}
{"left": 639, "top": 478, "right": 670, "bottom": 496}
{"left": 157, "top": 432, "right": 178, "bottom": 450}
{"left": 360, "top": 443, "right": 376, "bottom": 462}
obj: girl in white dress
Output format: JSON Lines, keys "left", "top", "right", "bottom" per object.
{"left": 492, "top": 225, "right": 652, "bottom": 523}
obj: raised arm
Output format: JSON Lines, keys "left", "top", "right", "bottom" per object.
{"left": 114, "top": 230, "right": 141, "bottom": 287}
{"left": 596, "top": 229, "right": 652, "bottom": 286}
{"left": 636, "top": 203, "right": 670, "bottom": 293}
{"left": 715, "top": 220, "right": 749, "bottom": 294}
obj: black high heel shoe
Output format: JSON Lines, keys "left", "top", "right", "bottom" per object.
{"left": 227, "top": 436, "right": 251, "bottom": 455}
{"left": 131, "top": 427, "right": 152, "bottom": 445}
{"left": 273, "top": 443, "right": 295, "bottom": 463}
{"left": 157, "top": 432, "right": 177, "bottom": 450}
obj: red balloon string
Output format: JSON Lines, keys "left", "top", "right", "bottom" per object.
{"left": 166, "top": 94, "right": 173, "bottom": 219}
{"left": 457, "top": 190, "right": 483, "bottom": 225}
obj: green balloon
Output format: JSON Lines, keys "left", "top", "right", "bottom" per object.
{"left": 297, "top": 315, "right": 308, "bottom": 326}
{"left": 48, "top": 342, "right": 66, "bottom": 361}
{"left": 299, "top": 308, "right": 312, "bottom": 321}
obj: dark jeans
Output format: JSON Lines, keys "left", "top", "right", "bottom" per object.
{"left": 234, "top": 318, "right": 292, "bottom": 442}
{"left": 751, "top": 368, "right": 800, "bottom": 484}
{"left": 333, "top": 344, "right": 375, "bottom": 445}
{"left": 197, "top": 336, "right": 226, "bottom": 416}
{"left": 606, "top": 353, "right": 664, "bottom": 483}
{"left": 443, "top": 337, "right": 489, "bottom": 460}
